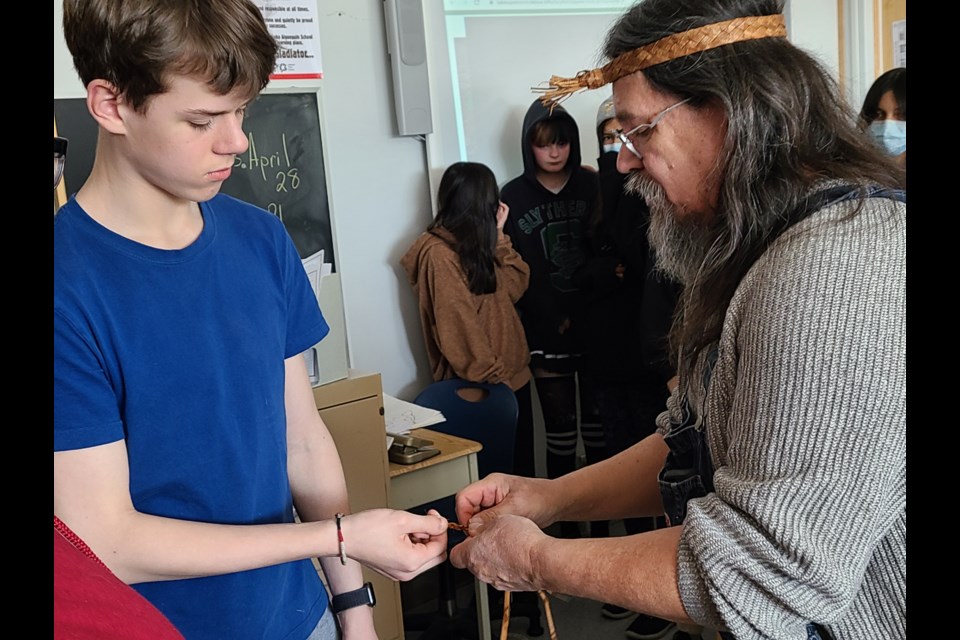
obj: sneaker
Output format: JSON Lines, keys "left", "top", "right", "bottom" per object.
{"left": 601, "top": 603, "right": 635, "bottom": 620}
{"left": 624, "top": 613, "right": 677, "bottom": 640}
{"left": 671, "top": 632, "right": 696, "bottom": 640}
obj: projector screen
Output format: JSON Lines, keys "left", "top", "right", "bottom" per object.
{"left": 423, "top": 2, "right": 634, "bottom": 201}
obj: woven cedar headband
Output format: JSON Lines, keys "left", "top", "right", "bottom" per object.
{"left": 534, "top": 14, "right": 787, "bottom": 108}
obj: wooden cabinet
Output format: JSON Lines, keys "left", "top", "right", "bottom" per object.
{"left": 312, "top": 371, "right": 404, "bottom": 640}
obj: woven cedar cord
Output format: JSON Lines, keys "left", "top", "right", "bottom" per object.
{"left": 498, "top": 591, "right": 559, "bottom": 640}
{"left": 533, "top": 14, "right": 787, "bottom": 108}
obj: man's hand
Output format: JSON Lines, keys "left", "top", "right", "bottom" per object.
{"left": 448, "top": 514, "right": 547, "bottom": 592}
{"left": 453, "top": 472, "right": 557, "bottom": 531}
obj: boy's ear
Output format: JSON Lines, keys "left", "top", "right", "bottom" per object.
{"left": 86, "top": 79, "right": 128, "bottom": 135}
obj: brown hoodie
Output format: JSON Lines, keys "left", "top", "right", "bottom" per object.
{"left": 400, "top": 227, "right": 532, "bottom": 391}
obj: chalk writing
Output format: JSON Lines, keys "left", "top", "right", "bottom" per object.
{"left": 235, "top": 132, "right": 292, "bottom": 181}
{"left": 232, "top": 132, "right": 302, "bottom": 220}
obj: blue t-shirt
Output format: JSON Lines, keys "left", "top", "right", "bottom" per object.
{"left": 54, "top": 194, "right": 330, "bottom": 640}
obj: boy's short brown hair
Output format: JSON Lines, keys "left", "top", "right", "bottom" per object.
{"left": 63, "top": 0, "right": 278, "bottom": 113}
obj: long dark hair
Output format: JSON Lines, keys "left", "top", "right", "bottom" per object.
{"left": 859, "top": 67, "right": 906, "bottom": 125}
{"left": 604, "top": 0, "right": 905, "bottom": 378}
{"left": 429, "top": 162, "right": 500, "bottom": 295}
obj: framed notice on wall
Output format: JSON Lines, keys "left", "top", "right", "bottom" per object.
{"left": 892, "top": 20, "right": 905, "bottom": 67}
{"left": 253, "top": 1, "right": 323, "bottom": 80}
{"left": 879, "top": 0, "right": 905, "bottom": 72}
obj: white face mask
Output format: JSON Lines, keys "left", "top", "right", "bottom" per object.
{"left": 867, "top": 120, "right": 906, "bottom": 156}
{"left": 602, "top": 142, "right": 622, "bottom": 155}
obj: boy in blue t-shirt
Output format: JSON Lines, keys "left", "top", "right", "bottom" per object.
{"left": 53, "top": 2, "right": 448, "bottom": 639}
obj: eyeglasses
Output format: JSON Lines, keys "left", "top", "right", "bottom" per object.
{"left": 616, "top": 98, "right": 691, "bottom": 159}
{"left": 54, "top": 136, "right": 69, "bottom": 190}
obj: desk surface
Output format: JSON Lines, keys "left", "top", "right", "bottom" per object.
{"left": 388, "top": 428, "right": 482, "bottom": 478}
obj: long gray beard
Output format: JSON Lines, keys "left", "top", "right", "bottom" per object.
{"left": 624, "top": 172, "right": 715, "bottom": 287}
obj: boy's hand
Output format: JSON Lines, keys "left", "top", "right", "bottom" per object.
{"left": 342, "top": 509, "right": 448, "bottom": 581}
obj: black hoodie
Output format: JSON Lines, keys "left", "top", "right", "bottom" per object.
{"left": 577, "top": 150, "right": 681, "bottom": 384}
{"left": 500, "top": 99, "right": 599, "bottom": 373}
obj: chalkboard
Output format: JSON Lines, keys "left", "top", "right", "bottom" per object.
{"left": 53, "top": 92, "right": 335, "bottom": 267}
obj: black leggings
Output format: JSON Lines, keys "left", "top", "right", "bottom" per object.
{"left": 512, "top": 382, "right": 537, "bottom": 479}
{"left": 535, "top": 374, "right": 606, "bottom": 480}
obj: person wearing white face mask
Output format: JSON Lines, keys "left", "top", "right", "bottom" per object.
{"left": 597, "top": 97, "right": 624, "bottom": 157}
{"left": 860, "top": 67, "right": 906, "bottom": 169}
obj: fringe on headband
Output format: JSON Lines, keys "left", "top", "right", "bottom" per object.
{"left": 533, "top": 14, "right": 787, "bottom": 110}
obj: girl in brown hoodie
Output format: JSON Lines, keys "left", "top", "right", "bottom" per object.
{"left": 401, "top": 162, "right": 536, "bottom": 473}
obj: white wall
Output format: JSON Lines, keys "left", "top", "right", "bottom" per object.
{"left": 424, "top": 10, "right": 625, "bottom": 194}
{"left": 786, "top": 0, "right": 841, "bottom": 80}
{"left": 53, "top": 0, "right": 849, "bottom": 401}
{"left": 310, "top": 3, "right": 435, "bottom": 399}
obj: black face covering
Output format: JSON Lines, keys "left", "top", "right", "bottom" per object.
{"left": 597, "top": 148, "right": 620, "bottom": 172}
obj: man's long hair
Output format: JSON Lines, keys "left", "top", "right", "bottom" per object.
{"left": 604, "top": 0, "right": 905, "bottom": 379}
{"left": 429, "top": 162, "right": 501, "bottom": 296}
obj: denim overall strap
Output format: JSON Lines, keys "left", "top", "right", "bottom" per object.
{"left": 657, "top": 348, "right": 718, "bottom": 527}
{"left": 801, "top": 184, "right": 905, "bottom": 213}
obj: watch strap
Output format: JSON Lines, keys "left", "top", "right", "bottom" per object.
{"left": 331, "top": 582, "right": 376, "bottom": 614}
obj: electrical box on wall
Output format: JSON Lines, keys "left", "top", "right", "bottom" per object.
{"left": 383, "top": 0, "right": 433, "bottom": 136}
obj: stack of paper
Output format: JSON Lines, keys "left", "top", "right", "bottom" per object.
{"left": 301, "top": 249, "right": 333, "bottom": 298}
{"left": 299, "top": 249, "right": 340, "bottom": 386}
{"left": 382, "top": 393, "right": 446, "bottom": 436}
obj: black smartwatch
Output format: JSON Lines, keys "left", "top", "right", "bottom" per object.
{"left": 331, "top": 581, "right": 376, "bottom": 614}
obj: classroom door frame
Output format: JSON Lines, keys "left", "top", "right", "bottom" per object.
{"left": 839, "top": 0, "right": 905, "bottom": 111}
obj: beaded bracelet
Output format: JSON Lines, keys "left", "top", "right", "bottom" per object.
{"left": 335, "top": 513, "right": 347, "bottom": 565}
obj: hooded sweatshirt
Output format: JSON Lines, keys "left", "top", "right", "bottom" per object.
{"left": 576, "top": 147, "right": 681, "bottom": 385}
{"left": 500, "top": 100, "right": 599, "bottom": 373}
{"left": 401, "top": 226, "right": 532, "bottom": 391}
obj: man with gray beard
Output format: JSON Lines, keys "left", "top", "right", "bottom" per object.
{"left": 447, "top": 1, "right": 906, "bottom": 639}
{"left": 625, "top": 171, "right": 717, "bottom": 291}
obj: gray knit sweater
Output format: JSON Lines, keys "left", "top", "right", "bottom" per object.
{"left": 659, "top": 194, "right": 906, "bottom": 639}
